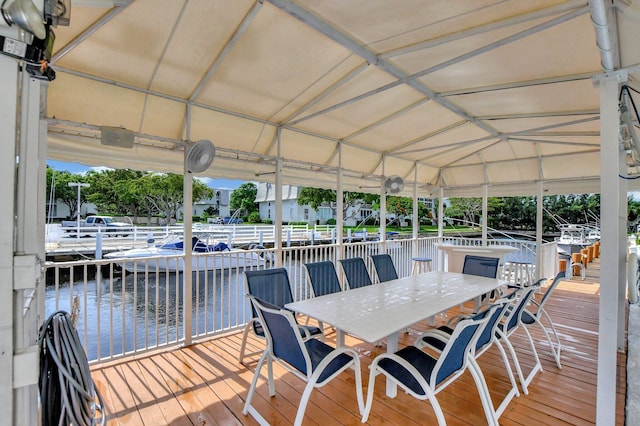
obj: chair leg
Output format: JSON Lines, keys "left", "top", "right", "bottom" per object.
{"left": 497, "top": 329, "right": 529, "bottom": 395}
{"left": 539, "top": 310, "right": 563, "bottom": 369}
{"left": 519, "top": 326, "right": 543, "bottom": 390}
{"left": 238, "top": 321, "right": 253, "bottom": 363}
{"left": 492, "top": 339, "right": 520, "bottom": 417}
{"left": 362, "top": 364, "right": 380, "bottom": 423}
{"left": 294, "top": 382, "right": 316, "bottom": 426}
{"left": 466, "top": 357, "right": 499, "bottom": 426}
{"left": 243, "top": 350, "right": 270, "bottom": 425}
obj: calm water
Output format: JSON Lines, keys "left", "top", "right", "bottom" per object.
{"left": 45, "top": 269, "right": 248, "bottom": 361}
{"left": 45, "top": 241, "right": 535, "bottom": 361}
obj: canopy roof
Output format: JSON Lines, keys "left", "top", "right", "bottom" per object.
{"left": 45, "top": 0, "right": 640, "bottom": 197}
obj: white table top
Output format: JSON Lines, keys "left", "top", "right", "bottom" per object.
{"left": 286, "top": 271, "right": 507, "bottom": 344}
{"left": 435, "top": 243, "right": 519, "bottom": 254}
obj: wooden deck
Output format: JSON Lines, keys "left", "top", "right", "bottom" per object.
{"left": 91, "top": 259, "right": 627, "bottom": 425}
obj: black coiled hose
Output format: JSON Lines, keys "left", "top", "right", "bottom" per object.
{"left": 38, "top": 311, "right": 105, "bottom": 426}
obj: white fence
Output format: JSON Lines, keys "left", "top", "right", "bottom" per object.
{"left": 44, "top": 236, "right": 545, "bottom": 363}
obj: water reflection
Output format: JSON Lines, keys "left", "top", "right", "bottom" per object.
{"left": 45, "top": 269, "right": 246, "bottom": 361}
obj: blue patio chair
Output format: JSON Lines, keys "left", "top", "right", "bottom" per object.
{"left": 370, "top": 254, "right": 399, "bottom": 282}
{"left": 303, "top": 260, "right": 342, "bottom": 333}
{"left": 243, "top": 296, "right": 364, "bottom": 426}
{"left": 496, "top": 285, "right": 542, "bottom": 395}
{"left": 520, "top": 271, "right": 564, "bottom": 369}
{"left": 362, "top": 305, "right": 500, "bottom": 425}
{"left": 462, "top": 255, "right": 500, "bottom": 306}
{"left": 339, "top": 257, "right": 373, "bottom": 289}
{"left": 415, "top": 298, "right": 520, "bottom": 419}
{"left": 462, "top": 255, "right": 500, "bottom": 278}
{"left": 303, "top": 260, "right": 342, "bottom": 297}
{"left": 238, "top": 268, "right": 322, "bottom": 363}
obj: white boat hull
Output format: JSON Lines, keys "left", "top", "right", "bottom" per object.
{"left": 105, "top": 247, "right": 266, "bottom": 273}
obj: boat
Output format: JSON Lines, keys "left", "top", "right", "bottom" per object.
{"left": 556, "top": 224, "right": 591, "bottom": 256}
{"left": 104, "top": 233, "right": 267, "bottom": 272}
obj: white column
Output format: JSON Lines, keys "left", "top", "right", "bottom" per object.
{"left": 337, "top": 143, "right": 344, "bottom": 265}
{"left": 380, "top": 175, "right": 387, "bottom": 248}
{"left": 0, "top": 53, "right": 18, "bottom": 425}
{"left": 182, "top": 107, "right": 193, "bottom": 346}
{"left": 412, "top": 165, "right": 418, "bottom": 257}
{"left": 536, "top": 182, "right": 543, "bottom": 281}
{"left": 481, "top": 185, "right": 488, "bottom": 245}
{"left": 275, "top": 129, "right": 283, "bottom": 266}
{"left": 437, "top": 186, "right": 444, "bottom": 270}
{"left": 596, "top": 73, "right": 621, "bottom": 425}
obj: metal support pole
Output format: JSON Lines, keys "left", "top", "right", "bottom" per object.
{"left": 596, "top": 73, "right": 621, "bottom": 425}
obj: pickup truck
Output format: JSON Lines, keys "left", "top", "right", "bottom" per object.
{"left": 61, "top": 215, "right": 133, "bottom": 236}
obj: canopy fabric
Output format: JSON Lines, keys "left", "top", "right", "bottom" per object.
{"left": 45, "top": 0, "right": 640, "bottom": 197}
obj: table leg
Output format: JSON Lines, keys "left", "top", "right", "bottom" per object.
{"left": 336, "top": 329, "right": 345, "bottom": 347}
{"left": 385, "top": 331, "right": 399, "bottom": 397}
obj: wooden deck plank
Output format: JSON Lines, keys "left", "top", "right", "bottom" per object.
{"left": 92, "top": 260, "right": 627, "bottom": 425}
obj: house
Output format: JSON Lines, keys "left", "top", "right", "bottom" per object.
{"left": 256, "top": 183, "right": 319, "bottom": 224}
{"left": 255, "top": 182, "right": 434, "bottom": 225}
{"left": 190, "top": 189, "right": 232, "bottom": 220}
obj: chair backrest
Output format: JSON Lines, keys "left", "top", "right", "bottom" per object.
{"left": 244, "top": 268, "right": 295, "bottom": 308}
{"left": 244, "top": 268, "right": 295, "bottom": 336}
{"left": 250, "top": 296, "right": 310, "bottom": 376}
{"left": 462, "top": 255, "right": 500, "bottom": 278}
{"left": 370, "top": 254, "right": 399, "bottom": 282}
{"left": 536, "top": 271, "right": 564, "bottom": 313}
{"left": 502, "top": 286, "right": 538, "bottom": 334}
{"left": 474, "top": 300, "right": 508, "bottom": 354}
{"left": 339, "top": 258, "right": 373, "bottom": 289}
{"left": 433, "top": 305, "right": 496, "bottom": 386}
{"left": 304, "top": 261, "right": 342, "bottom": 297}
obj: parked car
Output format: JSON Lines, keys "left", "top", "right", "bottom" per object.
{"left": 60, "top": 215, "right": 133, "bottom": 236}
{"left": 222, "top": 216, "right": 243, "bottom": 224}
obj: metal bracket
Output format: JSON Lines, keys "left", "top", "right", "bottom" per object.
{"left": 13, "top": 254, "right": 40, "bottom": 290}
{"left": 13, "top": 345, "right": 39, "bottom": 388}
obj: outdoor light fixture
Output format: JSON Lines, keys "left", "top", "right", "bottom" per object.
{"left": 1, "top": 0, "right": 46, "bottom": 39}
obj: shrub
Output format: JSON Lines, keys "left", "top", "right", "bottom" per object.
{"left": 326, "top": 218, "right": 336, "bottom": 225}
{"left": 248, "top": 211, "right": 261, "bottom": 223}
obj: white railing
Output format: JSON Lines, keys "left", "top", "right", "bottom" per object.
{"left": 44, "top": 235, "right": 537, "bottom": 363}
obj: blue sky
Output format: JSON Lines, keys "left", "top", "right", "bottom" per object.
{"left": 47, "top": 160, "right": 245, "bottom": 190}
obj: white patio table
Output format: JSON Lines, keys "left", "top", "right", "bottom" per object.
{"left": 286, "top": 271, "right": 508, "bottom": 397}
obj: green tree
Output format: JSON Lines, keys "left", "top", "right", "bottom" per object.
{"left": 231, "top": 182, "right": 258, "bottom": 216}
{"left": 85, "top": 169, "right": 146, "bottom": 217}
{"left": 46, "top": 168, "right": 89, "bottom": 219}
{"left": 138, "top": 173, "right": 213, "bottom": 220}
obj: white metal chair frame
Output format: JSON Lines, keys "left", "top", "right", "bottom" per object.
{"left": 238, "top": 268, "right": 322, "bottom": 364}
{"left": 362, "top": 306, "right": 500, "bottom": 426}
{"left": 243, "top": 297, "right": 364, "bottom": 426}
{"left": 496, "top": 286, "right": 543, "bottom": 395}
{"left": 520, "top": 272, "right": 564, "bottom": 369}
{"left": 415, "top": 299, "right": 520, "bottom": 419}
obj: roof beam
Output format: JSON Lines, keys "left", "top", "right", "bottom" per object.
{"left": 478, "top": 110, "right": 600, "bottom": 120}
{"left": 342, "top": 97, "right": 430, "bottom": 141}
{"left": 508, "top": 137, "right": 598, "bottom": 146}
{"left": 381, "top": 0, "right": 589, "bottom": 59}
{"left": 439, "top": 71, "right": 598, "bottom": 97}
{"left": 51, "top": 0, "right": 134, "bottom": 65}
{"left": 189, "top": 1, "right": 263, "bottom": 102}
{"left": 280, "top": 61, "right": 369, "bottom": 124}
{"left": 275, "top": 0, "right": 588, "bottom": 145}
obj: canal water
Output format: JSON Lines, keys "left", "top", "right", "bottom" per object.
{"left": 45, "top": 269, "right": 248, "bottom": 361}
